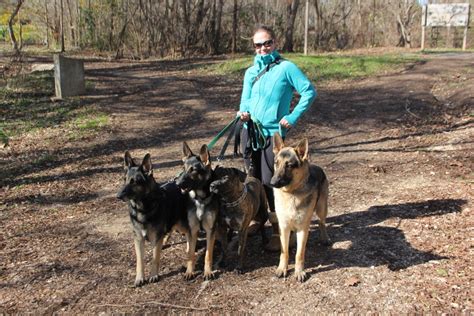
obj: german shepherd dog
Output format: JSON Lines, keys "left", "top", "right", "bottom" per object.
{"left": 176, "top": 142, "right": 220, "bottom": 280}
{"left": 210, "top": 166, "right": 268, "bottom": 273}
{"left": 270, "top": 133, "right": 330, "bottom": 282}
{"left": 117, "top": 151, "right": 193, "bottom": 287}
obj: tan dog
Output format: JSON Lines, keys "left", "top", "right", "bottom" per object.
{"left": 270, "top": 133, "right": 330, "bottom": 282}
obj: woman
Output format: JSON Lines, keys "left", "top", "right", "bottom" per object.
{"left": 238, "top": 25, "right": 317, "bottom": 251}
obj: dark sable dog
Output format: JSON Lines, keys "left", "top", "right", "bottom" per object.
{"left": 117, "top": 151, "right": 193, "bottom": 287}
{"left": 175, "top": 142, "right": 220, "bottom": 280}
{"left": 210, "top": 166, "right": 268, "bottom": 273}
{"left": 270, "top": 133, "right": 330, "bottom": 282}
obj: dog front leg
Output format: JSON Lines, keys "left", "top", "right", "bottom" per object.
{"left": 134, "top": 235, "right": 146, "bottom": 287}
{"left": 203, "top": 229, "right": 216, "bottom": 280}
{"left": 149, "top": 235, "right": 164, "bottom": 283}
{"left": 235, "top": 228, "right": 249, "bottom": 274}
{"left": 294, "top": 228, "right": 309, "bottom": 282}
{"left": 214, "top": 225, "right": 228, "bottom": 269}
{"left": 184, "top": 229, "right": 198, "bottom": 281}
{"left": 275, "top": 226, "right": 290, "bottom": 278}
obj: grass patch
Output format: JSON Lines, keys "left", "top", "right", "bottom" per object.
{"left": 0, "top": 127, "right": 8, "bottom": 146}
{"left": 422, "top": 48, "right": 474, "bottom": 54}
{"left": 73, "top": 112, "right": 109, "bottom": 131}
{"left": 67, "top": 110, "right": 109, "bottom": 140}
{"left": 208, "top": 53, "right": 422, "bottom": 82}
{"left": 1, "top": 71, "right": 110, "bottom": 140}
{"left": 6, "top": 70, "right": 54, "bottom": 94}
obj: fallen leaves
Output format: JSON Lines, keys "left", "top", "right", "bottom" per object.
{"left": 344, "top": 276, "right": 361, "bottom": 287}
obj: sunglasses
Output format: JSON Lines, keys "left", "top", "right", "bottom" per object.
{"left": 254, "top": 39, "right": 274, "bottom": 49}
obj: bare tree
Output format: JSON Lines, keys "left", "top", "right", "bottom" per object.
{"left": 283, "top": 0, "right": 299, "bottom": 52}
{"left": 395, "top": 0, "right": 418, "bottom": 48}
{"left": 231, "top": 0, "right": 239, "bottom": 53}
{"left": 44, "top": 0, "right": 50, "bottom": 48}
{"left": 7, "top": 0, "right": 25, "bottom": 55}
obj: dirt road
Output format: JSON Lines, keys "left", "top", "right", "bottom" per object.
{"left": 1, "top": 52, "right": 473, "bottom": 313}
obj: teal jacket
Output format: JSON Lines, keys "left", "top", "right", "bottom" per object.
{"left": 239, "top": 50, "right": 317, "bottom": 137}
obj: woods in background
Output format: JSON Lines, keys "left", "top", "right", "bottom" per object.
{"left": 1, "top": 0, "right": 473, "bottom": 58}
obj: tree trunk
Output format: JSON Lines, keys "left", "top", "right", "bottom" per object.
{"left": 396, "top": 2, "right": 416, "bottom": 48}
{"left": 231, "top": 0, "right": 238, "bottom": 53}
{"left": 65, "top": 0, "right": 76, "bottom": 47}
{"left": 45, "top": 0, "right": 50, "bottom": 48}
{"left": 60, "top": 0, "right": 65, "bottom": 52}
{"left": 212, "top": 0, "right": 223, "bottom": 55}
{"left": 189, "top": 0, "right": 205, "bottom": 47}
{"left": 8, "top": 0, "right": 24, "bottom": 55}
{"left": 314, "top": 0, "right": 321, "bottom": 48}
{"left": 180, "top": 0, "right": 190, "bottom": 56}
{"left": 18, "top": 5, "right": 23, "bottom": 50}
{"left": 208, "top": 0, "right": 217, "bottom": 54}
{"left": 283, "top": 0, "right": 299, "bottom": 52}
{"left": 76, "top": 0, "right": 80, "bottom": 48}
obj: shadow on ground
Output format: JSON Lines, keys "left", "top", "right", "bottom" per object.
{"left": 234, "top": 198, "right": 465, "bottom": 277}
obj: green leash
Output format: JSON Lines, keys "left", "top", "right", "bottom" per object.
{"left": 207, "top": 116, "right": 269, "bottom": 161}
{"left": 207, "top": 116, "right": 240, "bottom": 151}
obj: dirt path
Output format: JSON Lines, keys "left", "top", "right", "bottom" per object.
{"left": 1, "top": 53, "right": 473, "bottom": 313}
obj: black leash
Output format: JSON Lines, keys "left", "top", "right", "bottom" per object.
{"left": 251, "top": 57, "right": 281, "bottom": 86}
{"left": 217, "top": 118, "right": 241, "bottom": 161}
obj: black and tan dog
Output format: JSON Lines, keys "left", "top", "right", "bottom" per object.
{"left": 270, "top": 133, "right": 330, "bottom": 282}
{"left": 176, "top": 142, "right": 220, "bottom": 280}
{"left": 117, "top": 151, "right": 194, "bottom": 287}
{"left": 210, "top": 166, "right": 268, "bottom": 273}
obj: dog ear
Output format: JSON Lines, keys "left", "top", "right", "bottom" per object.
{"left": 273, "top": 132, "right": 284, "bottom": 155}
{"left": 141, "top": 153, "right": 153, "bottom": 175}
{"left": 295, "top": 138, "right": 309, "bottom": 161}
{"left": 199, "top": 144, "right": 211, "bottom": 166}
{"left": 124, "top": 151, "right": 136, "bottom": 169}
{"left": 183, "top": 141, "right": 193, "bottom": 159}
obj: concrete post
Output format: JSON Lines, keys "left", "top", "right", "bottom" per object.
{"left": 53, "top": 54, "right": 85, "bottom": 98}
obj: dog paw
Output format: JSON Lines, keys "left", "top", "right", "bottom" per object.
{"left": 294, "top": 270, "right": 308, "bottom": 283}
{"left": 183, "top": 271, "right": 196, "bottom": 281}
{"left": 134, "top": 277, "right": 147, "bottom": 287}
{"left": 148, "top": 275, "right": 160, "bottom": 283}
{"left": 203, "top": 271, "right": 216, "bottom": 280}
{"left": 275, "top": 268, "right": 287, "bottom": 278}
{"left": 234, "top": 267, "right": 244, "bottom": 275}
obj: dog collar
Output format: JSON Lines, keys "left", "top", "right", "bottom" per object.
{"left": 221, "top": 185, "right": 248, "bottom": 208}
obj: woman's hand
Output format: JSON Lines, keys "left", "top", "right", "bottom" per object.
{"left": 279, "top": 118, "right": 292, "bottom": 129}
{"left": 239, "top": 111, "right": 251, "bottom": 122}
